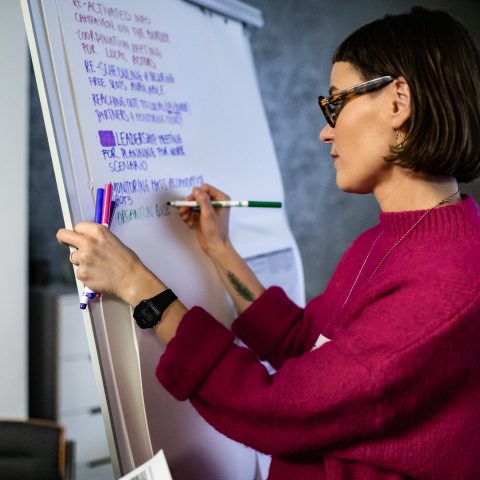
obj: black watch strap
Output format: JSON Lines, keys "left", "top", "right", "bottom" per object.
{"left": 133, "top": 289, "right": 178, "bottom": 329}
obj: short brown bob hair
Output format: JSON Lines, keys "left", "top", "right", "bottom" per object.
{"left": 333, "top": 7, "right": 480, "bottom": 183}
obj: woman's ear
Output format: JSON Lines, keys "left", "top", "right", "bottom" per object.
{"left": 391, "top": 76, "right": 411, "bottom": 128}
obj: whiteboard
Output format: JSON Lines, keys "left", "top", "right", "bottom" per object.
{"left": 22, "top": 0, "right": 305, "bottom": 478}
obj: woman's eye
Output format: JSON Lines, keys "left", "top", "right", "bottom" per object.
{"left": 333, "top": 101, "right": 344, "bottom": 115}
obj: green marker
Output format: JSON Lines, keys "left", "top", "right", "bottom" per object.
{"left": 167, "top": 200, "right": 282, "bottom": 208}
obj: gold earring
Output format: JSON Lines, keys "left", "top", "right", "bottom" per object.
{"left": 394, "top": 129, "right": 404, "bottom": 149}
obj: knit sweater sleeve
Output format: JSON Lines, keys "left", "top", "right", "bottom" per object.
{"left": 157, "top": 306, "right": 374, "bottom": 455}
{"left": 227, "top": 233, "right": 372, "bottom": 368}
{"left": 230, "top": 286, "right": 316, "bottom": 368}
{"left": 156, "top": 275, "right": 479, "bottom": 457}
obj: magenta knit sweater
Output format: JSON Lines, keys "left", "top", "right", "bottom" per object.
{"left": 157, "top": 195, "right": 480, "bottom": 479}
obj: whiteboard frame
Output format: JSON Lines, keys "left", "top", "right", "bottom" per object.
{"left": 20, "top": 0, "right": 126, "bottom": 475}
{"left": 186, "top": 0, "right": 263, "bottom": 27}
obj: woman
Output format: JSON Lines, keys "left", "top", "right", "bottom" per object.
{"left": 57, "top": 7, "right": 480, "bottom": 479}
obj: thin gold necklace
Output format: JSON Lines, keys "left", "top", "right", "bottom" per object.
{"left": 342, "top": 190, "right": 460, "bottom": 307}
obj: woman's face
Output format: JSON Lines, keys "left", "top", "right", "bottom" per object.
{"left": 320, "top": 62, "right": 396, "bottom": 194}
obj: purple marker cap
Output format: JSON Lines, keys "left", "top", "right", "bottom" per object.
{"left": 80, "top": 303, "right": 87, "bottom": 310}
{"left": 109, "top": 199, "right": 117, "bottom": 227}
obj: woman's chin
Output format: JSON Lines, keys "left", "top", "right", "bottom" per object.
{"left": 335, "top": 176, "right": 372, "bottom": 195}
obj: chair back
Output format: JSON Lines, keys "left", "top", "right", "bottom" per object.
{"left": 0, "top": 419, "right": 66, "bottom": 480}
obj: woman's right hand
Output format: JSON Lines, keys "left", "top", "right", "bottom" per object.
{"left": 179, "top": 184, "right": 265, "bottom": 310}
{"left": 178, "top": 184, "right": 232, "bottom": 258}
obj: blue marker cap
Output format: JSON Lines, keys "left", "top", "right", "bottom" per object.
{"left": 94, "top": 188, "right": 105, "bottom": 224}
{"left": 80, "top": 303, "right": 87, "bottom": 310}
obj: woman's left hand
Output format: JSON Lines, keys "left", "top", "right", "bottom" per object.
{"left": 57, "top": 222, "right": 162, "bottom": 305}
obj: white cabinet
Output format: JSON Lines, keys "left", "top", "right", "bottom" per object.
{"left": 30, "top": 288, "right": 115, "bottom": 480}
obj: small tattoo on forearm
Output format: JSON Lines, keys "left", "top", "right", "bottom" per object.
{"left": 227, "top": 272, "right": 255, "bottom": 302}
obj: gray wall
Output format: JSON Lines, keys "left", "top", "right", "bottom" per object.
{"left": 29, "top": 0, "right": 480, "bottom": 301}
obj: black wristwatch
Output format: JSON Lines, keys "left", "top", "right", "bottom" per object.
{"left": 133, "top": 289, "right": 178, "bottom": 329}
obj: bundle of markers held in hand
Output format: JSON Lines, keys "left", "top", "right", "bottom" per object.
{"left": 79, "top": 183, "right": 114, "bottom": 309}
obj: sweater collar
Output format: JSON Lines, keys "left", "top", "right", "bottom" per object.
{"left": 379, "top": 194, "right": 480, "bottom": 240}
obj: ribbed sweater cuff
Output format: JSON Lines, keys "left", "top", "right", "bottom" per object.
{"left": 156, "top": 307, "right": 235, "bottom": 401}
{"left": 232, "top": 286, "right": 303, "bottom": 359}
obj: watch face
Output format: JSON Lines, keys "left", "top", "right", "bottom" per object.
{"left": 135, "top": 301, "right": 160, "bottom": 328}
{"left": 134, "top": 290, "right": 177, "bottom": 329}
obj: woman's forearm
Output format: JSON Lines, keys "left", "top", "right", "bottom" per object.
{"left": 208, "top": 241, "right": 265, "bottom": 314}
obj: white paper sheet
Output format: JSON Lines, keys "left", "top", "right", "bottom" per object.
{"left": 119, "top": 450, "right": 172, "bottom": 480}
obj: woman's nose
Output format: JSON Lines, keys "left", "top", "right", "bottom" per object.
{"left": 319, "top": 124, "right": 334, "bottom": 144}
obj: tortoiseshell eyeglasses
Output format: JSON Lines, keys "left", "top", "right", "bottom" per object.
{"left": 318, "top": 76, "right": 394, "bottom": 127}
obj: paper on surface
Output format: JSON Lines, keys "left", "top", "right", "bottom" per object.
{"left": 119, "top": 450, "right": 172, "bottom": 480}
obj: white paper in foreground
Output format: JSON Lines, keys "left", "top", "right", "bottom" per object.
{"left": 119, "top": 449, "right": 172, "bottom": 480}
